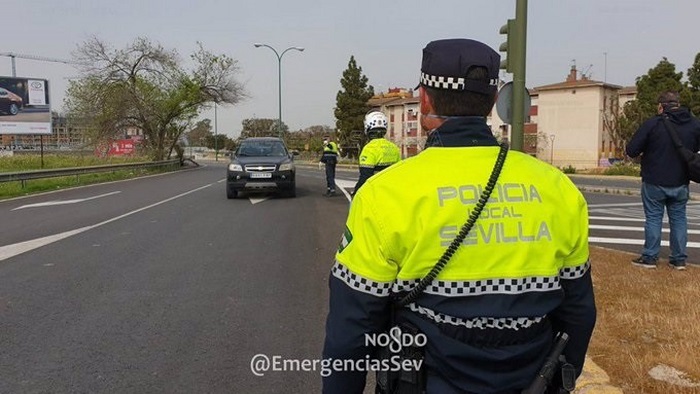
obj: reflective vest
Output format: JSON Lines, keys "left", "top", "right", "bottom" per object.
{"left": 323, "top": 141, "right": 339, "bottom": 155}
{"left": 358, "top": 138, "right": 400, "bottom": 170}
{"left": 337, "top": 147, "right": 588, "bottom": 284}
{"left": 325, "top": 120, "right": 594, "bottom": 392}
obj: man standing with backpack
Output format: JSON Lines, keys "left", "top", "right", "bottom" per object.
{"left": 626, "top": 91, "right": 700, "bottom": 270}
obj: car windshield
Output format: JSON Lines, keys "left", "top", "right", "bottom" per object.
{"left": 237, "top": 141, "right": 287, "bottom": 157}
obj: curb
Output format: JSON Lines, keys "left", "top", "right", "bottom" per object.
{"left": 575, "top": 356, "right": 624, "bottom": 393}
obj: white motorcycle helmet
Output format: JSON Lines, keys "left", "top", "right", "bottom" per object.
{"left": 364, "top": 111, "right": 388, "bottom": 137}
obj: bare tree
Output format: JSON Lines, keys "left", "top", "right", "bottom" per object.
{"left": 602, "top": 95, "right": 636, "bottom": 159}
{"left": 66, "top": 36, "right": 247, "bottom": 160}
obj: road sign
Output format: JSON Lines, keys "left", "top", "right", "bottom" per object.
{"left": 495, "top": 81, "right": 531, "bottom": 125}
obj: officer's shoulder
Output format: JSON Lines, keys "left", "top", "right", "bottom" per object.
{"left": 506, "top": 150, "right": 576, "bottom": 178}
{"left": 364, "top": 153, "right": 418, "bottom": 184}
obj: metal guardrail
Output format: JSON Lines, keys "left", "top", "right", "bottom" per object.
{"left": 0, "top": 159, "right": 181, "bottom": 186}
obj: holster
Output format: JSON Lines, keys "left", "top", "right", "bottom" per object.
{"left": 375, "top": 322, "right": 426, "bottom": 394}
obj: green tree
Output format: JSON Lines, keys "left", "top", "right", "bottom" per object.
{"left": 617, "top": 58, "right": 684, "bottom": 148}
{"left": 66, "top": 36, "right": 247, "bottom": 160}
{"left": 685, "top": 53, "right": 700, "bottom": 116}
{"left": 334, "top": 56, "right": 374, "bottom": 158}
{"left": 204, "top": 133, "right": 232, "bottom": 150}
{"left": 602, "top": 95, "right": 636, "bottom": 158}
{"left": 633, "top": 57, "right": 684, "bottom": 120}
{"left": 239, "top": 118, "right": 288, "bottom": 139}
{"left": 185, "top": 119, "right": 213, "bottom": 146}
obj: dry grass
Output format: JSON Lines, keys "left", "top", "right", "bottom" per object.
{"left": 589, "top": 246, "right": 700, "bottom": 393}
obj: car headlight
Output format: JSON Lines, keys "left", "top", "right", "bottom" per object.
{"left": 228, "top": 163, "right": 243, "bottom": 171}
{"left": 279, "top": 162, "right": 294, "bottom": 171}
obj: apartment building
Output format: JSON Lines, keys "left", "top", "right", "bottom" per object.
{"left": 368, "top": 89, "right": 421, "bottom": 158}
{"left": 370, "top": 67, "right": 637, "bottom": 168}
{"left": 369, "top": 86, "right": 540, "bottom": 159}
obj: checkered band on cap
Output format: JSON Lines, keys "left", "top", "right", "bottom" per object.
{"left": 420, "top": 72, "right": 498, "bottom": 91}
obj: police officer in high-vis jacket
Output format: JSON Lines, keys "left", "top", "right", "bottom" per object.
{"left": 320, "top": 135, "right": 339, "bottom": 196}
{"left": 322, "top": 39, "right": 596, "bottom": 393}
{"left": 352, "top": 112, "right": 401, "bottom": 195}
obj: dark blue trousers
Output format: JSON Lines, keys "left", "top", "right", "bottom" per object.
{"left": 325, "top": 161, "right": 336, "bottom": 191}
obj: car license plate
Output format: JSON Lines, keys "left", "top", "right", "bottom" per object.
{"left": 249, "top": 172, "right": 272, "bottom": 179}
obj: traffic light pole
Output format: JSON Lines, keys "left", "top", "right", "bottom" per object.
{"left": 510, "top": 0, "right": 527, "bottom": 152}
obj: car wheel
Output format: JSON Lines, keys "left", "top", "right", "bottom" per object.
{"left": 8, "top": 104, "right": 19, "bottom": 116}
{"left": 226, "top": 186, "right": 238, "bottom": 199}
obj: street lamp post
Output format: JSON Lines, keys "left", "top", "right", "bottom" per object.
{"left": 254, "top": 43, "right": 304, "bottom": 139}
{"left": 214, "top": 103, "right": 218, "bottom": 161}
{"left": 550, "top": 134, "right": 556, "bottom": 164}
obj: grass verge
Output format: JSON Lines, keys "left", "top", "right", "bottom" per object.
{"left": 589, "top": 246, "right": 700, "bottom": 393}
{"left": 0, "top": 154, "right": 177, "bottom": 200}
{"left": 0, "top": 167, "right": 173, "bottom": 200}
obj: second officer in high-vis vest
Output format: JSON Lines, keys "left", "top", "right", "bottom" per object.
{"left": 352, "top": 112, "right": 401, "bottom": 195}
{"left": 322, "top": 38, "right": 596, "bottom": 393}
{"left": 320, "top": 135, "right": 339, "bottom": 196}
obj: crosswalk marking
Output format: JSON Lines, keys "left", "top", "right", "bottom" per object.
{"left": 588, "top": 202, "right": 700, "bottom": 249}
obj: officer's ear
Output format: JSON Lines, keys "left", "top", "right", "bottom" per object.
{"left": 419, "top": 86, "right": 435, "bottom": 115}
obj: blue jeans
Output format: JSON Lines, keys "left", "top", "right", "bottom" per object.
{"left": 641, "top": 183, "right": 689, "bottom": 262}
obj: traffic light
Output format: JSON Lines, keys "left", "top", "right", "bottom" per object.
{"left": 499, "top": 19, "right": 516, "bottom": 73}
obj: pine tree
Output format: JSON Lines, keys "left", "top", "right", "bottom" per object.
{"left": 334, "top": 56, "right": 374, "bottom": 158}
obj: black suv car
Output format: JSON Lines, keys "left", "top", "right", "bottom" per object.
{"left": 226, "top": 137, "right": 297, "bottom": 199}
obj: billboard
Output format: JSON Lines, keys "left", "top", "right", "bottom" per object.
{"left": 0, "top": 76, "right": 51, "bottom": 135}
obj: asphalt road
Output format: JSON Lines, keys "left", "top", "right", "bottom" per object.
{"left": 0, "top": 163, "right": 348, "bottom": 393}
{"left": 0, "top": 163, "right": 696, "bottom": 393}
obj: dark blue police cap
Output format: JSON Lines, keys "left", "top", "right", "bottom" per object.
{"left": 418, "top": 39, "right": 500, "bottom": 94}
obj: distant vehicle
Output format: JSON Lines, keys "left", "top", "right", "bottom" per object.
{"left": 226, "top": 137, "right": 298, "bottom": 199}
{"left": 0, "top": 87, "right": 23, "bottom": 116}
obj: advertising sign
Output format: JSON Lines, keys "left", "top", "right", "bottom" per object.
{"left": 96, "top": 138, "right": 141, "bottom": 157}
{"left": 0, "top": 76, "right": 51, "bottom": 135}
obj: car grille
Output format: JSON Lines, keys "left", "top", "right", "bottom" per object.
{"left": 244, "top": 164, "right": 276, "bottom": 172}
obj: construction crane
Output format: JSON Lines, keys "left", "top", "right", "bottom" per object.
{"left": 0, "top": 52, "right": 73, "bottom": 77}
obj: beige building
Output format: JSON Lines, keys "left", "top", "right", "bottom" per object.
{"left": 534, "top": 67, "right": 635, "bottom": 169}
{"left": 368, "top": 67, "right": 638, "bottom": 168}
{"left": 370, "top": 86, "right": 542, "bottom": 159}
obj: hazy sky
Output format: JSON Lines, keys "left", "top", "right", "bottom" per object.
{"left": 3, "top": 0, "right": 698, "bottom": 137}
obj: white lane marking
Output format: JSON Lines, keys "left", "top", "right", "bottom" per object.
{"left": 587, "top": 202, "right": 642, "bottom": 208}
{"left": 12, "top": 191, "right": 122, "bottom": 211}
{"left": 219, "top": 177, "right": 270, "bottom": 204}
{"left": 249, "top": 197, "right": 269, "bottom": 205}
{"left": 589, "top": 216, "right": 646, "bottom": 223}
{"left": 0, "top": 226, "right": 92, "bottom": 261}
{"left": 335, "top": 179, "right": 355, "bottom": 202}
{"left": 0, "top": 183, "right": 212, "bottom": 262}
{"left": 589, "top": 237, "right": 700, "bottom": 248}
{"left": 590, "top": 224, "right": 700, "bottom": 235}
